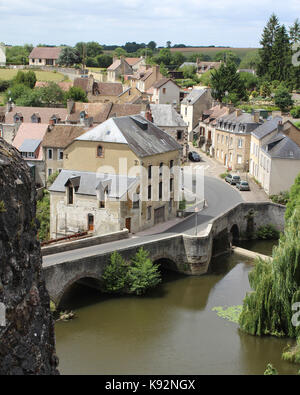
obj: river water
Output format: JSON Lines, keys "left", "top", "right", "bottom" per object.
{"left": 55, "top": 240, "right": 299, "bottom": 375}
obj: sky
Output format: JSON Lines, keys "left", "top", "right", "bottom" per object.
{"left": 0, "top": 0, "right": 299, "bottom": 48}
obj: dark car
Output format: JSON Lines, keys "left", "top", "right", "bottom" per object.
{"left": 236, "top": 180, "right": 250, "bottom": 191}
{"left": 225, "top": 173, "right": 241, "bottom": 185}
{"left": 188, "top": 151, "right": 201, "bottom": 162}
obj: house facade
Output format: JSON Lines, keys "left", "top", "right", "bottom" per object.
{"left": 42, "top": 124, "right": 87, "bottom": 180}
{"left": 29, "top": 47, "right": 62, "bottom": 66}
{"left": 107, "top": 58, "right": 133, "bottom": 82}
{"left": 151, "top": 78, "right": 180, "bottom": 106}
{"left": 214, "top": 110, "right": 261, "bottom": 171}
{"left": 180, "top": 88, "right": 213, "bottom": 140}
{"left": 49, "top": 115, "right": 182, "bottom": 238}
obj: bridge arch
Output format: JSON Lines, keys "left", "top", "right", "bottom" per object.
{"left": 54, "top": 272, "right": 102, "bottom": 308}
{"left": 229, "top": 224, "right": 240, "bottom": 244}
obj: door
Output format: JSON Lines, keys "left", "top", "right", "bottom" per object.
{"left": 154, "top": 206, "right": 165, "bottom": 225}
{"left": 125, "top": 217, "right": 131, "bottom": 233}
{"left": 88, "top": 214, "right": 94, "bottom": 232}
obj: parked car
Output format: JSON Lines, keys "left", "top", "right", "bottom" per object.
{"left": 236, "top": 180, "right": 250, "bottom": 191}
{"left": 188, "top": 151, "right": 201, "bottom": 162}
{"left": 225, "top": 173, "right": 241, "bottom": 185}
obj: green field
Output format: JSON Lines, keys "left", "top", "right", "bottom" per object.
{"left": 0, "top": 69, "right": 66, "bottom": 82}
{"left": 170, "top": 47, "right": 259, "bottom": 60}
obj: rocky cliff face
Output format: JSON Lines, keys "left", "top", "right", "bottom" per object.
{"left": 0, "top": 138, "right": 59, "bottom": 375}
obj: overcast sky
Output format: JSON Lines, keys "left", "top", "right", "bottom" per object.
{"left": 0, "top": 0, "right": 299, "bottom": 47}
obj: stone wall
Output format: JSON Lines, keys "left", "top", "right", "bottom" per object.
{"left": 0, "top": 138, "right": 59, "bottom": 375}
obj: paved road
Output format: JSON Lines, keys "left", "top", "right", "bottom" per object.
{"left": 43, "top": 175, "right": 242, "bottom": 267}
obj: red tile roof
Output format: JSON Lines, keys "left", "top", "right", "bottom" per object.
{"left": 12, "top": 123, "right": 49, "bottom": 160}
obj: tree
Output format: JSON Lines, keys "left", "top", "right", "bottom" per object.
{"left": 36, "top": 191, "right": 50, "bottom": 242}
{"left": 166, "top": 41, "right": 171, "bottom": 48}
{"left": 58, "top": 46, "right": 81, "bottom": 66}
{"left": 159, "top": 62, "right": 169, "bottom": 77}
{"left": 289, "top": 19, "right": 300, "bottom": 44}
{"left": 15, "top": 89, "right": 43, "bottom": 107}
{"left": 171, "top": 52, "right": 185, "bottom": 68}
{"left": 102, "top": 251, "right": 128, "bottom": 294}
{"left": 181, "top": 65, "right": 197, "bottom": 79}
{"left": 214, "top": 50, "right": 240, "bottom": 65}
{"left": 96, "top": 54, "right": 113, "bottom": 68}
{"left": 257, "top": 14, "right": 280, "bottom": 78}
{"left": 127, "top": 248, "right": 161, "bottom": 296}
{"left": 239, "top": 72, "right": 258, "bottom": 91}
{"left": 113, "top": 47, "right": 127, "bottom": 58}
{"left": 269, "top": 25, "right": 291, "bottom": 82}
{"left": 65, "top": 86, "right": 87, "bottom": 103}
{"left": 13, "top": 70, "right": 36, "bottom": 89}
{"left": 285, "top": 173, "right": 300, "bottom": 221}
{"left": 40, "top": 82, "right": 64, "bottom": 106}
{"left": 211, "top": 62, "right": 247, "bottom": 103}
{"left": 239, "top": 50, "right": 260, "bottom": 70}
{"left": 274, "top": 86, "right": 294, "bottom": 111}
{"left": 5, "top": 83, "right": 31, "bottom": 103}
{"left": 147, "top": 41, "right": 157, "bottom": 51}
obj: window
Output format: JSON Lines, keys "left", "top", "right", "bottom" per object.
{"left": 185, "top": 107, "right": 187, "bottom": 116}
{"left": 159, "top": 182, "right": 163, "bottom": 200}
{"left": 221, "top": 135, "right": 224, "bottom": 144}
{"left": 169, "top": 199, "right": 173, "bottom": 213}
{"left": 177, "top": 130, "right": 183, "bottom": 140}
{"left": 170, "top": 178, "right": 173, "bottom": 192}
{"left": 68, "top": 186, "right": 74, "bottom": 205}
{"left": 217, "top": 134, "right": 219, "bottom": 143}
{"left": 58, "top": 150, "right": 64, "bottom": 160}
{"left": 225, "top": 136, "right": 228, "bottom": 145}
{"left": 39, "top": 59, "right": 42, "bottom": 63}
{"left": 97, "top": 145, "right": 103, "bottom": 157}
{"left": 148, "top": 185, "right": 151, "bottom": 200}
{"left": 237, "top": 155, "right": 242, "bottom": 164}
{"left": 48, "top": 168, "right": 52, "bottom": 177}
{"left": 170, "top": 160, "right": 174, "bottom": 169}
{"left": 159, "top": 162, "right": 163, "bottom": 176}
{"left": 148, "top": 165, "right": 152, "bottom": 179}
{"left": 162, "top": 88, "right": 166, "bottom": 94}
{"left": 238, "top": 139, "right": 243, "bottom": 148}
{"left": 47, "top": 149, "right": 53, "bottom": 160}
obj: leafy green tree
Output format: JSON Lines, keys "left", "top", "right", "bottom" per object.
{"left": 187, "top": 53, "right": 211, "bottom": 62}
{"left": 159, "top": 62, "right": 169, "bottom": 77}
{"left": 0, "top": 80, "right": 10, "bottom": 92}
{"left": 239, "top": 50, "right": 260, "bottom": 70}
{"left": 127, "top": 248, "right": 161, "bottom": 296}
{"left": 171, "top": 52, "right": 185, "bottom": 68}
{"left": 15, "top": 89, "right": 43, "bottom": 107}
{"left": 214, "top": 50, "right": 240, "bottom": 65}
{"left": 96, "top": 54, "right": 113, "bottom": 68}
{"left": 274, "top": 86, "right": 294, "bottom": 111}
{"left": 166, "top": 41, "right": 171, "bottom": 48}
{"left": 270, "top": 25, "right": 292, "bottom": 82}
{"left": 113, "top": 47, "right": 127, "bottom": 58}
{"left": 102, "top": 251, "right": 128, "bottom": 294}
{"left": 47, "top": 171, "right": 59, "bottom": 187}
{"left": 58, "top": 46, "right": 81, "bottom": 66}
{"left": 259, "top": 81, "right": 272, "bottom": 97}
{"left": 40, "top": 82, "right": 64, "bottom": 106}
{"left": 181, "top": 65, "right": 197, "bottom": 79}
{"left": 285, "top": 173, "right": 300, "bottom": 221}
{"left": 36, "top": 191, "right": 50, "bottom": 242}
{"left": 65, "top": 86, "right": 87, "bottom": 103}
{"left": 5, "top": 83, "right": 31, "bottom": 103}
{"left": 289, "top": 19, "right": 300, "bottom": 44}
{"left": 86, "top": 57, "right": 98, "bottom": 67}
{"left": 239, "top": 72, "right": 258, "bottom": 91}
{"left": 154, "top": 48, "right": 172, "bottom": 67}
{"left": 147, "top": 41, "right": 157, "bottom": 51}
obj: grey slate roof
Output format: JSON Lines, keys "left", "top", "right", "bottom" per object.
{"left": 262, "top": 134, "right": 300, "bottom": 160}
{"left": 216, "top": 112, "right": 261, "bottom": 133}
{"left": 179, "top": 62, "right": 197, "bottom": 69}
{"left": 49, "top": 169, "right": 138, "bottom": 198}
{"left": 142, "top": 104, "right": 187, "bottom": 127}
{"left": 251, "top": 116, "right": 282, "bottom": 140}
{"left": 181, "top": 89, "right": 207, "bottom": 105}
{"left": 19, "top": 139, "right": 42, "bottom": 153}
{"left": 76, "top": 115, "right": 182, "bottom": 158}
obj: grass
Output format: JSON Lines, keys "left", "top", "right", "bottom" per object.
{"left": 212, "top": 305, "right": 243, "bottom": 324}
{"left": 0, "top": 93, "right": 4, "bottom": 105}
{"left": 170, "top": 47, "right": 258, "bottom": 60}
{"left": 0, "top": 68, "right": 65, "bottom": 83}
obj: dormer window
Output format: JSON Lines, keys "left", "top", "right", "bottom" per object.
{"left": 97, "top": 145, "right": 103, "bottom": 157}
{"left": 80, "top": 111, "right": 87, "bottom": 119}
{"left": 14, "top": 113, "right": 23, "bottom": 123}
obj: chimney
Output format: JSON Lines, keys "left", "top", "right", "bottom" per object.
{"left": 277, "top": 120, "right": 284, "bottom": 133}
{"left": 235, "top": 109, "right": 242, "bottom": 117}
{"left": 48, "top": 119, "right": 55, "bottom": 127}
{"left": 253, "top": 110, "right": 260, "bottom": 123}
{"left": 113, "top": 56, "right": 117, "bottom": 63}
{"left": 67, "top": 99, "right": 75, "bottom": 115}
{"left": 226, "top": 104, "right": 235, "bottom": 114}
{"left": 145, "top": 108, "right": 153, "bottom": 123}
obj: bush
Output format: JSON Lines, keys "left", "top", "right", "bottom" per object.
{"left": 219, "top": 173, "right": 228, "bottom": 179}
{"left": 101, "top": 248, "right": 161, "bottom": 296}
{"left": 291, "top": 106, "right": 300, "bottom": 119}
{"left": 264, "top": 364, "right": 278, "bottom": 375}
{"left": 36, "top": 191, "right": 50, "bottom": 242}
{"left": 270, "top": 191, "right": 290, "bottom": 205}
{"left": 179, "top": 199, "right": 186, "bottom": 210}
{"left": 256, "top": 224, "right": 279, "bottom": 240}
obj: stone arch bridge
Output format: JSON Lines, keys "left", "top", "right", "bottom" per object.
{"left": 43, "top": 202, "right": 285, "bottom": 306}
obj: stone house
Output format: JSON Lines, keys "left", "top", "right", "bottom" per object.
{"left": 130, "top": 65, "right": 163, "bottom": 93}
{"left": 180, "top": 88, "right": 213, "bottom": 140}
{"left": 12, "top": 123, "right": 49, "bottom": 187}
{"left": 142, "top": 104, "right": 188, "bottom": 161}
{"left": 214, "top": 110, "right": 262, "bottom": 171}
{"left": 151, "top": 78, "right": 180, "bottom": 106}
{"left": 73, "top": 75, "right": 123, "bottom": 103}
{"left": 196, "top": 61, "right": 222, "bottom": 75}
{"left": 116, "top": 86, "right": 149, "bottom": 105}
{"left": 49, "top": 115, "right": 182, "bottom": 238}
{"left": 125, "top": 57, "right": 146, "bottom": 72}
{"left": 29, "top": 47, "right": 62, "bottom": 66}
{"left": 66, "top": 100, "right": 143, "bottom": 125}
{"left": 196, "top": 104, "right": 229, "bottom": 156}
{"left": 250, "top": 119, "right": 300, "bottom": 195}
{"left": 42, "top": 124, "right": 88, "bottom": 180}
{"left": 0, "top": 43, "right": 6, "bottom": 66}
{"left": 107, "top": 57, "right": 133, "bottom": 82}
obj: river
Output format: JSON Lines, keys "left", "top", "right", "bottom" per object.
{"left": 55, "top": 240, "right": 299, "bottom": 375}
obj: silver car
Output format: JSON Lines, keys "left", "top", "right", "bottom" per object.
{"left": 225, "top": 173, "right": 241, "bottom": 185}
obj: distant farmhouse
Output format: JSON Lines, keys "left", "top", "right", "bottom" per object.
{"left": 0, "top": 43, "right": 6, "bottom": 66}
{"left": 29, "top": 47, "right": 62, "bottom": 66}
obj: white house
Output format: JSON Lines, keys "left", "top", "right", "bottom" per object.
{"left": 0, "top": 43, "right": 6, "bottom": 66}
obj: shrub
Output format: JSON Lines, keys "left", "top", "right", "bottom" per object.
{"left": 179, "top": 199, "right": 186, "bottom": 210}
{"left": 264, "top": 364, "right": 278, "bottom": 375}
{"left": 219, "top": 173, "right": 228, "bottom": 179}
{"left": 36, "top": 191, "right": 50, "bottom": 242}
{"left": 102, "top": 251, "right": 128, "bottom": 294}
{"left": 270, "top": 191, "right": 290, "bottom": 205}
{"left": 291, "top": 106, "right": 300, "bottom": 119}
{"left": 256, "top": 224, "right": 279, "bottom": 240}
